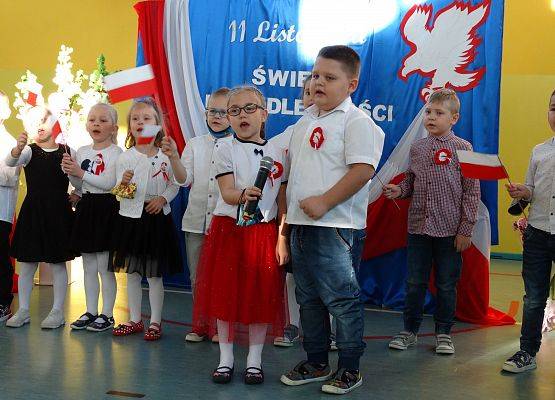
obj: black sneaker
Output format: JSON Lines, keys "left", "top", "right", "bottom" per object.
{"left": 321, "top": 368, "right": 363, "bottom": 394}
{"left": 86, "top": 314, "right": 115, "bottom": 332}
{"left": 0, "top": 304, "right": 12, "bottom": 322}
{"left": 70, "top": 312, "right": 97, "bottom": 330}
{"left": 280, "top": 361, "right": 333, "bottom": 386}
{"left": 502, "top": 350, "right": 537, "bottom": 373}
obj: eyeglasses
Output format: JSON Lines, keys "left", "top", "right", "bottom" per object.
{"left": 227, "top": 103, "right": 265, "bottom": 117}
{"left": 206, "top": 108, "right": 227, "bottom": 118}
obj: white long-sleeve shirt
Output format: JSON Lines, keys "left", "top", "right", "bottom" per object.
{"left": 116, "top": 147, "right": 179, "bottom": 218}
{"left": 176, "top": 134, "right": 232, "bottom": 234}
{"left": 68, "top": 144, "right": 122, "bottom": 194}
{"left": 524, "top": 137, "right": 555, "bottom": 234}
{"left": 0, "top": 126, "right": 20, "bottom": 223}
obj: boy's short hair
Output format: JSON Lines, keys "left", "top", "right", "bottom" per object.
{"left": 427, "top": 88, "right": 460, "bottom": 114}
{"left": 317, "top": 45, "right": 360, "bottom": 78}
{"left": 212, "top": 87, "right": 231, "bottom": 97}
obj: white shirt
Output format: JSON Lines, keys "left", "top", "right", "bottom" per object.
{"left": 286, "top": 97, "right": 385, "bottom": 229}
{"left": 116, "top": 147, "right": 179, "bottom": 218}
{"left": 0, "top": 126, "right": 20, "bottom": 223}
{"left": 524, "top": 137, "right": 555, "bottom": 234}
{"left": 270, "top": 125, "right": 294, "bottom": 154}
{"left": 213, "top": 136, "right": 285, "bottom": 222}
{"left": 177, "top": 134, "right": 232, "bottom": 234}
{"left": 68, "top": 144, "right": 122, "bottom": 194}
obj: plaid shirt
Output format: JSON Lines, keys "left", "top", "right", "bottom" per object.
{"left": 398, "top": 132, "right": 480, "bottom": 237}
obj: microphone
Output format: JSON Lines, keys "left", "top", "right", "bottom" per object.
{"left": 242, "top": 156, "right": 274, "bottom": 221}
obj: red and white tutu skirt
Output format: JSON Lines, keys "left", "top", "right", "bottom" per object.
{"left": 192, "top": 216, "right": 285, "bottom": 344}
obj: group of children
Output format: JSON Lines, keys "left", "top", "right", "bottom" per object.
{"left": 0, "top": 45, "right": 553, "bottom": 395}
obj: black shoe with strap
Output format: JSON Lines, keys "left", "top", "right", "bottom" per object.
{"left": 244, "top": 367, "right": 264, "bottom": 384}
{"left": 213, "top": 366, "right": 234, "bottom": 384}
{"left": 86, "top": 314, "right": 115, "bottom": 332}
{"left": 70, "top": 312, "right": 97, "bottom": 330}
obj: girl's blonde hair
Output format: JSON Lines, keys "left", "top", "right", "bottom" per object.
{"left": 89, "top": 103, "right": 118, "bottom": 144}
{"left": 125, "top": 97, "right": 165, "bottom": 149}
{"left": 227, "top": 85, "right": 267, "bottom": 139}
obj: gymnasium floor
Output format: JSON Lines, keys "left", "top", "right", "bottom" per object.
{"left": 0, "top": 259, "right": 553, "bottom": 400}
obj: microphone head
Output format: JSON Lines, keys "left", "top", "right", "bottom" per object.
{"left": 260, "top": 156, "right": 274, "bottom": 171}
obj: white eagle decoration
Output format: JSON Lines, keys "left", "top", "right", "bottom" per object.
{"left": 398, "top": 0, "right": 491, "bottom": 101}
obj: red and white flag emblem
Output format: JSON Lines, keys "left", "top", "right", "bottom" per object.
{"left": 48, "top": 114, "right": 63, "bottom": 142}
{"left": 136, "top": 124, "right": 161, "bottom": 145}
{"left": 309, "top": 127, "right": 325, "bottom": 150}
{"left": 104, "top": 65, "right": 157, "bottom": 104}
{"left": 24, "top": 81, "right": 43, "bottom": 106}
{"left": 456, "top": 150, "right": 508, "bottom": 180}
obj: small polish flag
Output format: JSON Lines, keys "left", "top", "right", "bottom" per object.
{"left": 24, "top": 81, "right": 43, "bottom": 106}
{"left": 136, "top": 125, "right": 161, "bottom": 145}
{"left": 456, "top": 150, "right": 509, "bottom": 180}
{"left": 47, "top": 114, "right": 63, "bottom": 142}
{"left": 103, "top": 65, "right": 157, "bottom": 104}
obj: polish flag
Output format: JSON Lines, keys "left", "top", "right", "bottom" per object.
{"left": 103, "top": 65, "right": 157, "bottom": 104}
{"left": 47, "top": 114, "right": 63, "bottom": 142}
{"left": 24, "top": 81, "right": 43, "bottom": 106}
{"left": 136, "top": 125, "right": 161, "bottom": 145}
{"left": 456, "top": 150, "right": 509, "bottom": 180}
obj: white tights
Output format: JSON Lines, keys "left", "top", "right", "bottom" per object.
{"left": 217, "top": 320, "right": 268, "bottom": 369}
{"left": 82, "top": 252, "right": 117, "bottom": 317}
{"left": 17, "top": 262, "right": 67, "bottom": 312}
{"left": 126, "top": 273, "right": 164, "bottom": 324}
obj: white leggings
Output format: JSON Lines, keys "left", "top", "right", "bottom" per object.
{"left": 126, "top": 273, "right": 164, "bottom": 324}
{"left": 17, "top": 262, "right": 67, "bottom": 311}
{"left": 82, "top": 252, "right": 117, "bottom": 317}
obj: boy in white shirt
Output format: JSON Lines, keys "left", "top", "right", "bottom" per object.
{"left": 280, "top": 46, "right": 385, "bottom": 394}
{"left": 163, "top": 87, "right": 233, "bottom": 342}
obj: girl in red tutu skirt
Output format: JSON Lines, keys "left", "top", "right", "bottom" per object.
{"left": 192, "top": 86, "right": 288, "bottom": 385}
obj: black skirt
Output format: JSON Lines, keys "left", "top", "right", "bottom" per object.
{"left": 109, "top": 209, "right": 182, "bottom": 278}
{"left": 71, "top": 193, "right": 119, "bottom": 254}
{"left": 11, "top": 192, "right": 77, "bottom": 263}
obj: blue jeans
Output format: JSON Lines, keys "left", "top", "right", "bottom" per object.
{"left": 520, "top": 225, "right": 555, "bottom": 356}
{"left": 404, "top": 234, "right": 462, "bottom": 335}
{"left": 290, "top": 225, "right": 366, "bottom": 370}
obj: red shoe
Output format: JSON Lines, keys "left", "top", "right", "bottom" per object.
{"left": 144, "top": 322, "right": 162, "bottom": 341}
{"left": 112, "top": 320, "right": 144, "bottom": 336}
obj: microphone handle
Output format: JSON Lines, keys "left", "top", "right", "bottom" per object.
{"left": 243, "top": 166, "right": 271, "bottom": 216}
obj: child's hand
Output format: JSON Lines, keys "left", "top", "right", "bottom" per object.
{"left": 505, "top": 183, "right": 531, "bottom": 200}
{"left": 275, "top": 235, "right": 290, "bottom": 266}
{"left": 383, "top": 184, "right": 402, "bottom": 199}
{"left": 61, "top": 153, "right": 84, "bottom": 178}
{"left": 121, "top": 170, "right": 134, "bottom": 185}
{"left": 12, "top": 132, "right": 28, "bottom": 157}
{"left": 68, "top": 193, "right": 81, "bottom": 207}
{"left": 161, "top": 136, "right": 179, "bottom": 160}
{"left": 145, "top": 196, "right": 167, "bottom": 214}
{"left": 454, "top": 234, "right": 471, "bottom": 252}
{"left": 299, "top": 195, "right": 329, "bottom": 220}
{"left": 244, "top": 186, "right": 262, "bottom": 202}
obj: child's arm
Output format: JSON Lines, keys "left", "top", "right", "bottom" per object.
{"left": 6, "top": 132, "right": 31, "bottom": 167}
{"left": 506, "top": 151, "right": 536, "bottom": 201}
{"left": 276, "top": 183, "right": 290, "bottom": 265}
{"left": 300, "top": 163, "right": 375, "bottom": 219}
{"left": 61, "top": 151, "right": 83, "bottom": 191}
{"left": 217, "top": 174, "right": 261, "bottom": 206}
{"left": 162, "top": 136, "right": 189, "bottom": 185}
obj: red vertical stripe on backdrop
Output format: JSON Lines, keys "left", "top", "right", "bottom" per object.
{"left": 135, "top": 0, "right": 186, "bottom": 154}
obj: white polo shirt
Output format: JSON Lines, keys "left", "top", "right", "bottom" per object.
{"left": 177, "top": 134, "right": 232, "bottom": 234}
{"left": 286, "top": 97, "right": 385, "bottom": 229}
{"left": 524, "top": 137, "right": 555, "bottom": 234}
{"left": 213, "top": 136, "right": 285, "bottom": 222}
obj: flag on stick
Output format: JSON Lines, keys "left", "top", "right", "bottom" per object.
{"left": 136, "top": 125, "right": 161, "bottom": 145}
{"left": 456, "top": 150, "right": 509, "bottom": 180}
{"left": 104, "top": 65, "right": 156, "bottom": 104}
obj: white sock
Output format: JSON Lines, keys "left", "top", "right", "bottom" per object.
{"left": 217, "top": 319, "right": 234, "bottom": 368}
{"left": 247, "top": 323, "right": 268, "bottom": 369}
{"left": 97, "top": 251, "right": 116, "bottom": 318}
{"left": 127, "top": 273, "right": 143, "bottom": 323}
{"left": 146, "top": 277, "right": 164, "bottom": 324}
{"left": 286, "top": 273, "right": 300, "bottom": 327}
{"left": 51, "top": 263, "right": 68, "bottom": 312}
{"left": 82, "top": 253, "right": 99, "bottom": 316}
{"left": 17, "top": 262, "right": 38, "bottom": 311}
